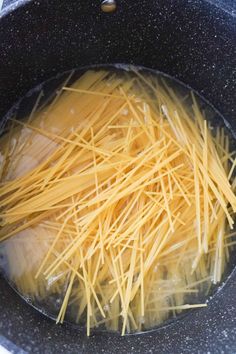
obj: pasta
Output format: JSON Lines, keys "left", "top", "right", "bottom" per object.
{"left": 0, "top": 68, "right": 235, "bottom": 335}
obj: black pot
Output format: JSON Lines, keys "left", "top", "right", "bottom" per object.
{"left": 0, "top": 1, "right": 236, "bottom": 353}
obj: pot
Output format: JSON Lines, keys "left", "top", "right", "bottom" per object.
{"left": 0, "top": 1, "right": 236, "bottom": 353}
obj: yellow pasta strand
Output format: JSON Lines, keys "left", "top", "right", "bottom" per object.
{"left": 0, "top": 68, "right": 235, "bottom": 336}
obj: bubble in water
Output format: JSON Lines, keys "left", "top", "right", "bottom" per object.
{"left": 101, "top": 0, "right": 117, "bottom": 13}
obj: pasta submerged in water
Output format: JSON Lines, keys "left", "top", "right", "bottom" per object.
{"left": 0, "top": 68, "right": 236, "bottom": 335}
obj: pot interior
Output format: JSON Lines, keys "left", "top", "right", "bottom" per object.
{"left": 0, "top": 0, "right": 236, "bottom": 353}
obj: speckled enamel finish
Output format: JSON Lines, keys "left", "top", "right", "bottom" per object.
{"left": 0, "top": 1, "right": 235, "bottom": 353}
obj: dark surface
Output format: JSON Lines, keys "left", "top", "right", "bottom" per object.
{"left": 0, "top": 0, "right": 236, "bottom": 353}
{"left": 0, "top": 267, "right": 236, "bottom": 354}
{"left": 0, "top": 0, "right": 236, "bottom": 124}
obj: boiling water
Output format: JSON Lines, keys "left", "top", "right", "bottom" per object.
{"left": 0, "top": 65, "right": 235, "bottom": 334}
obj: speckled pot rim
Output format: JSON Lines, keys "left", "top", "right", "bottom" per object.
{"left": 1, "top": 0, "right": 235, "bottom": 20}
{"left": 0, "top": 0, "right": 31, "bottom": 18}
{"left": 0, "top": 0, "right": 235, "bottom": 352}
